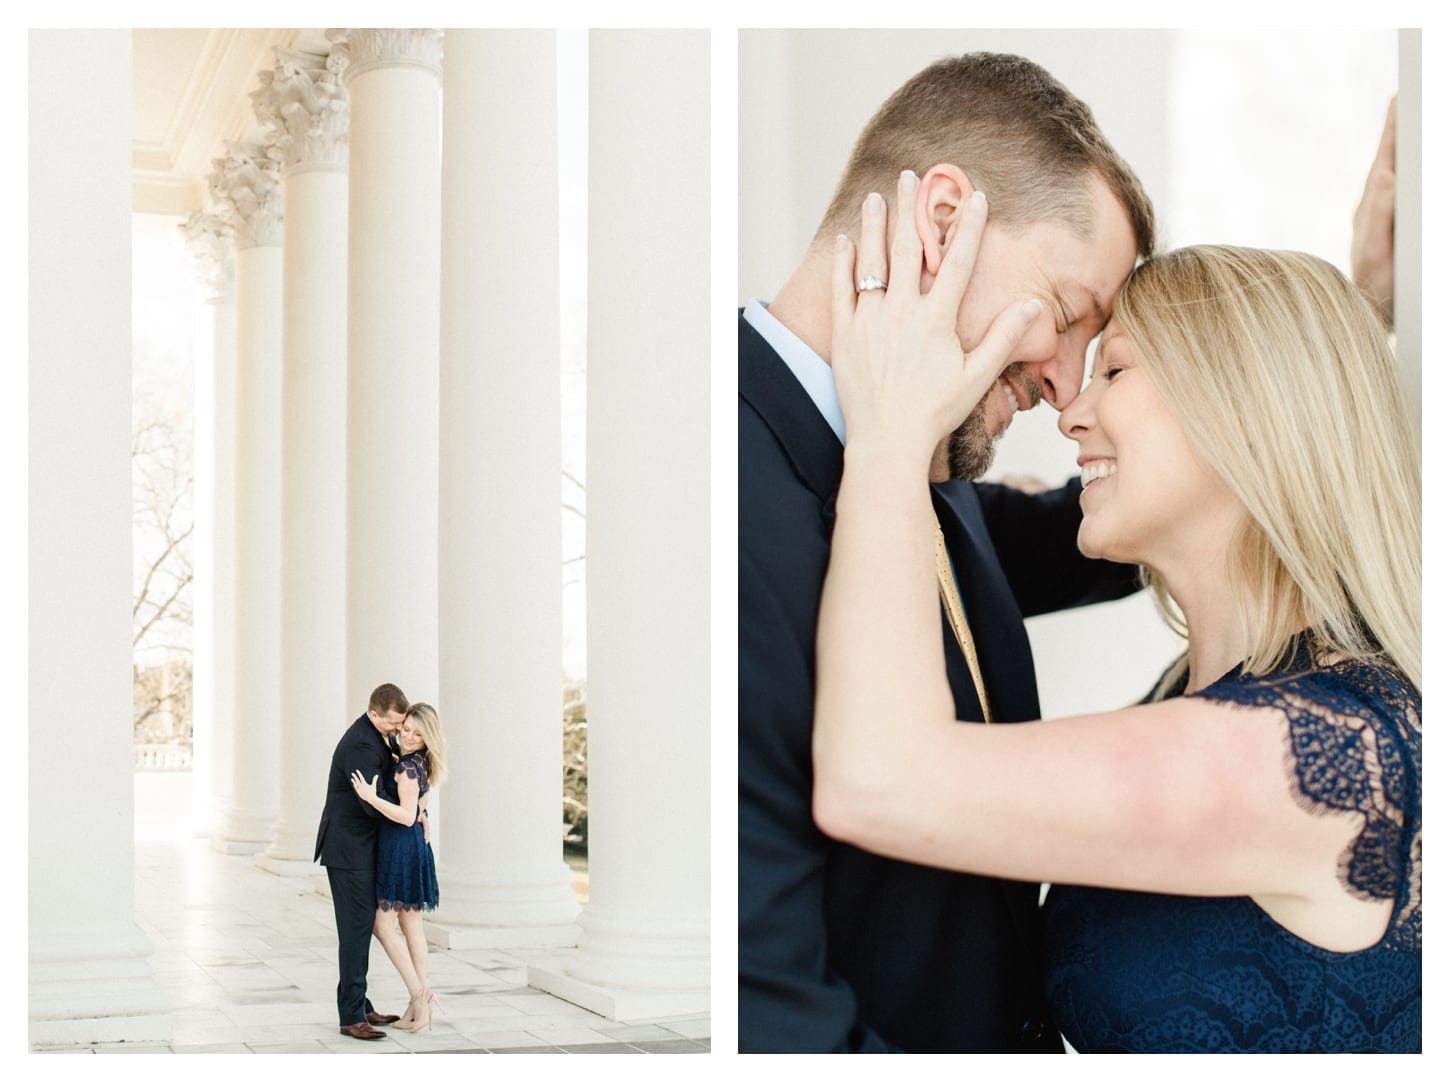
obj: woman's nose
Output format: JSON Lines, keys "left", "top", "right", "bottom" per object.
{"left": 1058, "top": 380, "right": 1096, "bottom": 440}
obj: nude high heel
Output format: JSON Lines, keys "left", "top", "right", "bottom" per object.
{"left": 395, "top": 992, "right": 419, "bottom": 1026}
{"left": 395, "top": 989, "right": 433, "bottom": 1032}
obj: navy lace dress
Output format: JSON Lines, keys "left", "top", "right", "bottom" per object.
{"left": 375, "top": 753, "right": 439, "bottom": 912}
{"left": 1041, "top": 644, "right": 1421, "bottom": 1052}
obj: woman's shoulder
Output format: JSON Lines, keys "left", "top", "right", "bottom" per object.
{"left": 395, "top": 752, "right": 429, "bottom": 780}
{"left": 1193, "top": 648, "right": 1420, "bottom": 804}
{"left": 1197, "top": 646, "right": 1421, "bottom": 948}
{"left": 1183, "top": 646, "right": 1421, "bottom": 952}
{"left": 1195, "top": 642, "right": 1418, "bottom": 737}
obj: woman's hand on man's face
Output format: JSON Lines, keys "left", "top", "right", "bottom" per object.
{"left": 829, "top": 169, "right": 1041, "bottom": 465}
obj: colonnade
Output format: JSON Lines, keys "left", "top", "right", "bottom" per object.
{"left": 29, "top": 27, "right": 709, "bottom": 1043}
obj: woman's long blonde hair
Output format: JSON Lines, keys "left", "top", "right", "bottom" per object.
{"left": 406, "top": 703, "right": 448, "bottom": 786}
{"left": 1112, "top": 246, "right": 1420, "bottom": 692}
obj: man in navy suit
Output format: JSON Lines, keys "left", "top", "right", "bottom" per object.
{"left": 739, "top": 53, "right": 1156, "bottom": 1052}
{"left": 315, "top": 682, "right": 409, "bottom": 1040}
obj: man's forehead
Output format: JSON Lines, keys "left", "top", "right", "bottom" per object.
{"left": 1052, "top": 275, "right": 1112, "bottom": 323}
{"left": 1034, "top": 228, "right": 1131, "bottom": 316}
{"left": 1067, "top": 179, "right": 1139, "bottom": 313}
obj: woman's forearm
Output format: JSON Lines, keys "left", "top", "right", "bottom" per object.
{"left": 363, "top": 787, "right": 419, "bottom": 827}
{"left": 813, "top": 446, "right": 959, "bottom": 813}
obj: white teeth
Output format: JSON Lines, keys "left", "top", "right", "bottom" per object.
{"left": 1000, "top": 379, "right": 1018, "bottom": 414}
{"left": 1081, "top": 460, "right": 1117, "bottom": 487}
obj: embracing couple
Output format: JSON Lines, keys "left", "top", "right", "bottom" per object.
{"left": 738, "top": 53, "right": 1420, "bottom": 1053}
{"left": 314, "top": 683, "right": 450, "bottom": 1040}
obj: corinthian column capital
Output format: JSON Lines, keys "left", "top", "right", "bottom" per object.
{"left": 180, "top": 208, "right": 236, "bottom": 303}
{"left": 325, "top": 28, "right": 442, "bottom": 83}
{"left": 252, "top": 47, "right": 350, "bottom": 175}
{"left": 208, "top": 141, "right": 284, "bottom": 249}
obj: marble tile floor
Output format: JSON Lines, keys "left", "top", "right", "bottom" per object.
{"left": 33, "top": 777, "right": 709, "bottom": 1055}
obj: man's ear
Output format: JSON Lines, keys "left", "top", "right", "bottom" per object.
{"left": 914, "top": 163, "right": 976, "bottom": 277}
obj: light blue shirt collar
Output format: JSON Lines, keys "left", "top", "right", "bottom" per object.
{"left": 743, "top": 299, "right": 845, "bottom": 445}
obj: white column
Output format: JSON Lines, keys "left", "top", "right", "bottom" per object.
{"left": 253, "top": 47, "right": 353, "bottom": 875}
{"left": 210, "top": 144, "right": 285, "bottom": 853}
{"left": 528, "top": 30, "right": 710, "bottom": 1021}
{"left": 181, "top": 209, "right": 237, "bottom": 837}
{"left": 28, "top": 28, "right": 171, "bottom": 1045}
{"left": 330, "top": 28, "right": 442, "bottom": 709}
{"left": 431, "top": 28, "right": 580, "bottom": 949}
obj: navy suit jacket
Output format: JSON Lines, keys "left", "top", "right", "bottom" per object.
{"left": 314, "top": 714, "right": 391, "bottom": 870}
{"left": 738, "top": 310, "right": 1139, "bottom": 1052}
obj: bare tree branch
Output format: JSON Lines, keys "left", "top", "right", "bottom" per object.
{"left": 133, "top": 383, "right": 195, "bottom": 741}
{"left": 133, "top": 561, "right": 195, "bottom": 646}
{"left": 131, "top": 521, "right": 194, "bottom": 626}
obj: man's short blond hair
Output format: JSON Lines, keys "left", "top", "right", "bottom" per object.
{"left": 368, "top": 683, "right": 409, "bottom": 716}
{"left": 821, "top": 52, "right": 1155, "bottom": 258}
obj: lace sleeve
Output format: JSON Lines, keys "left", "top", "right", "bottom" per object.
{"left": 1188, "top": 656, "right": 1421, "bottom": 951}
{"left": 396, "top": 753, "right": 430, "bottom": 798}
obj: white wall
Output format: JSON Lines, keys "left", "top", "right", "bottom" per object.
{"left": 739, "top": 29, "right": 1400, "bottom": 717}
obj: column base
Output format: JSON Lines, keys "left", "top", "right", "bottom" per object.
{"left": 183, "top": 800, "right": 213, "bottom": 838}
{"left": 209, "top": 837, "right": 266, "bottom": 855}
{"left": 29, "top": 931, "right": 172, "bottom": 1047}
{"left": 210, "top": 809, "right": 272, "bottom": 853}
{"left": 526, "top": 959, "right": 708, "bottom": 1022}
{"left": 189, "top": 796, "right": 229, "bottom": 839}
{"left": 422, "top": 919, "right": 581, "bottom": 951}
{"left": 428, "top": 863, "right": 583, "bottom": 949}
{"left": 257, "top": 821, "right": 321, "bottom": 870}
{"left": 563, "top": 902, "right": 709, "bottom": 991}
{"left": 254, "top": 852, "right": 325, "bottom": 878}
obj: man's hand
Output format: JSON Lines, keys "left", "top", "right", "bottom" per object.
{"left": 1352, "top": 98, "right": 1395, "bottom": 330}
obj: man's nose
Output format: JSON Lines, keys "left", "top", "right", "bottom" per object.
{"left": 1032, "top": 340, "right": 1088, "bottom": 411}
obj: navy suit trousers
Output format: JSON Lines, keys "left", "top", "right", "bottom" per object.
{"left": 328, "top": 865, "right": 377, "bottom": 1025}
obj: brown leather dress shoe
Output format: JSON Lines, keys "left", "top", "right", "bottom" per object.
{"left": 366, "top": 1010, "right": 401, "bottom": 1025}
{"left": 339, "top": 1021, "right": 387, "bottom": 1040}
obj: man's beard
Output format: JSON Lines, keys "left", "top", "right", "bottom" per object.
{"left": 945, "top": 400, "right": 998, "bottom": 480}
{"left": 944, "top": 362, "right": 1040, "bottom": 481}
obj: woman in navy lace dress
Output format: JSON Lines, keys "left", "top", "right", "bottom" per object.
{"left": 351, "top": 703, "right": 448, "bottom": 1031}
{"left": 809, "top": 175, "right": 1420, "bottom": 1052}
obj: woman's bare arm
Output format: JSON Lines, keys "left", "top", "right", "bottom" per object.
{"left": 351, "top": 768, "right": 420, "bottom": 827}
